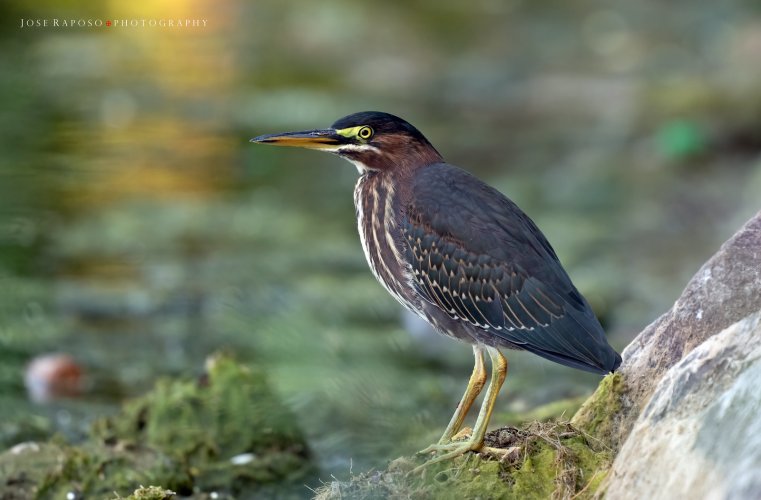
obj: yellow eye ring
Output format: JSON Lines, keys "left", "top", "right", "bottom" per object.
{"left": 357, "top": 126, "right": 373, "bottom": 140}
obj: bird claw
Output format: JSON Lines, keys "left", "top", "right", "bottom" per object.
{"left": 414, "top": 426, "right": 480, "bottom": 472}
{"left": 413, "top": 425, "right": 521, "bottom": 474}
{"left": 416, "top": 426, "right": 473, "bottom": 456}
{"left": 411, "top": 441, "right": 480, "bottom": 474}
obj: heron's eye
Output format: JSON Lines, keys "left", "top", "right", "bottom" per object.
{"left": 357, "top": 126, "right": 373, "bottom": 140}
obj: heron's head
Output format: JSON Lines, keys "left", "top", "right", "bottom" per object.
{"left": 251, "top": 111, "right": 442, "bottom": 172}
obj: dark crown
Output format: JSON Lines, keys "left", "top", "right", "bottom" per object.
{"left": 331, "top": 111, "right": 430, "bottom": 144}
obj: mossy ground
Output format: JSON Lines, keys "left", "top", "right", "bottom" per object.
{"left": 116, "top": 486, "right": 176, "bottom": 500}
{"left": 571, "top": 373, "right": 626, "bottom": 448}
{"left": 314, "top": 420, "right": 612, "bottom": 500}
{"left": 0, "top": 354, "right": 316, "bottom": 499}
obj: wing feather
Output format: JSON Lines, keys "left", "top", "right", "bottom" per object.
{"left": 400, "top": 163, "right": 621, "bottom": 374}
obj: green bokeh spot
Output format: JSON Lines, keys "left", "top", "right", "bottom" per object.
{"left": 657, "top": 120, "right": 705, "bottom": 159}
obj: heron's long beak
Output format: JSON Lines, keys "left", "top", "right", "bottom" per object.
{"left": 250, "top": 129, "right": 344, "bottom": 150}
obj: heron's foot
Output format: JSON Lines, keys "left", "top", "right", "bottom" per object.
{"left": 413, "top": 428, "right": 522, "bottom": 474}
{"left": 417, "top": 426, "right": 472, "bottom": 455}
{"left": 412, "top": 438, "right": 483, "bottom": 473}
{"left": 414, "top": 427, "right": 482, "bottom": 474}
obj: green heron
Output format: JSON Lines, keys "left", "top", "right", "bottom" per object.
{"left": 252, "top": 111, "right": 621, "bottom": 467}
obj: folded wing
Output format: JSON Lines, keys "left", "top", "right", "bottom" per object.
{"left": 402, "top": 163, "right": 621, "bottom": 374}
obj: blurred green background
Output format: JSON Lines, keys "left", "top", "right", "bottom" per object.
{"left": 1, "top": 0, "right": 760, "bottom": 488}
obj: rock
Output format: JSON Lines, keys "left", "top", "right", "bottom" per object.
{"left": 574, "top": 210, "right": 761, "bottom": 448}
{"left": 605, "top": 311, "right": 761, "bottom": 499}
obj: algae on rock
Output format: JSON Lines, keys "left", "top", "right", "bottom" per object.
{"left": 0, "top": 440, "right": 191, "bottom": 499}
{"left": 572, "top": 211, "right": 761, "bottom": 450}
{"left": 570, "top": 373, "right": 625, "bottom": 447}
{"left": 0, "top": 354, "right": 316, "bottom": 498}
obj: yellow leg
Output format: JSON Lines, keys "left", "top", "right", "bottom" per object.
{"left": 468, "top": 347, "right": 507, "bottom": 445}
{"left": 441, "top": 344, "right": 487, "bottom": 443}
{"left": 418, "top": 345, "right": 486, "bottom": 454}
{"left": 414, "top": 346, "right": 508, "bottom": 471}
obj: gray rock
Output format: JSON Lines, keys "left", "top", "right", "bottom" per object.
{"left": 612, "top": 210, "right": 761, "bottom": 447}
{"left": 606, "top": 311, "right": 761, "bottom": 500}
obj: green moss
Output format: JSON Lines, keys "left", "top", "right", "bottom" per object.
{"left": 0, "top": 354, "right": 315, "bottom": 498}
{"left": 563, "top": 436, "right": 612, "bottom": 499}
{"left": 92, "top": 353, "right": 315, "bottom": 495}
{"left": 0, "top": 441, "right": 190, "bottom": 499}
{"left": 95, "top": 353, "right": 306, "bottom": 454}
{"left": 423, "top": 457, "right": 511, "bottom": 500}
{"left": 0, "top": 443, "right": 67, "bottom": 499}
{"left": 571, "top": 372, "right": 625, "bottom": 446}
{"left": 315, "top": 421, "right": 613, "bottom": 500}
{"left": 119, "top": 486, "right": 176, "bottom": 500}
{"left": 509, "top": 426, "right": 612, "bottom": 500}
{"left": 510, "top": 443, "right": 556, "bottom": 499}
